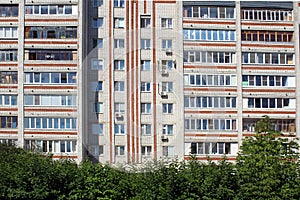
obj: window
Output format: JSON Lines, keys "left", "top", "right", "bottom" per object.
{"left": 141, "top": 124, "right": 151, "bottom": 135}
{"left": 24, "top": 117, "right": 76, "bottom": 130}
{"left": 25, "top": 140, "right": 77, "bottom": 153}
{"left": 114, "top": 18, "right": 125, "bottom": 28}
{"left": 162, "top": 124, "right": 173, "bottom": 135}
{"left": 114, "top": 0, "right": 125, "bottom": 7}
{"left": 93, "top": 38, "right": 103, "bottom": 48}
{"left": 114, "top": 81, "right": 125, "bottom": 91}
{"left": 114, "top": 39, "right": 125, "bottom": 48}
{"left": 141, "top": 39, "right": 151, "bottom": 49}
{"left": 0, "top": 27, "right": 18, "bottom": 39}
{"left": 24, "top": 95, "right": 76, "bottom": 106}
{"left": 141, "top": 82, "right": 151, "bottom": 92}
{"left": 141, "top": 103, "right": 151, "bottom": 114}
{"left": 185, "top": 74, "right": 236, "bottom": 87}
{"left": 141, "top": 16, "right": 151, "bottom": 28}
{"left": 93, "top": 18, "right": 103, "bottom": 28}
{"left": 93, "top": 0, "right": 103, "bottom": 7}
{"left": 90, "top": 145, "right": 104, "bottom": 156}
{"left": 91, "top": 59, "right": 103, "bottom": 70}
{"left": 184, "top": 96, "right": 236, "bottom": 108}
{"left": 162, "top": 103, "right": 173, "bottom": 114}
{"left": 246, "top": 98, "right": 294, "bottom": 109}
{"left": 241, "top": 30, "right": 293, "bottom": 43}
{"left": 161, "top": 60, "right": 173, "bottom": 70}
{"left": 114, "top": 124, "right": 125, "bottom": 135}
{"left": 115, "top": 146, "right": 125, "bottom": 156}
{"left": 94, "top": 102, "right": 103, "bottom": 113}
{"left": 27, "top": 50, "right": 75, "bottom": 61}
{"left": 183, "top": 29, "right": 235, "bottom": 41}
{"left": 185, "top": 118, "right": 236, "bottom": 131}
{"left": 141, "top": 146, "right": 152, "bottom": 156}
{"left": 162, "top": 82, "right": 173, "bottom": 92}
{"left": 25, "top": 5, "right": 76, "bottom": 15}
{"left": 0, "top": 50, "right": 17, "bottom": 62}
{"left": 242, "top": 9, "right": 293, "bottom": 21}
{"left": 0, "top": 5, "right": 18, "bottom": 17}
{"left": 24, "top": 26, "right": 77, "bottom": 39}
{"left": 161, "top": 18, "right": 172, "bottom": 28}
{"left": 243, "top": 118, "right": 295, "bottom": 133}
{"left": 183, "top": 6, "right": 235, "bottom": 19}
{"left": 0, "top": 116, "right": 17, "bottom": 128}
{"left": 242, "top": 75, "right": 292, "bottom": 87}
{"left": 92, "top": 124, "right": 103, "bottom": 135}
{"left": 24, "top": 72, "right": 77, "bottom": 84}
{"left": 190, "top": 142, "right": 236, "bottom": 155}
{"left": 242, "top": 52, "right": 293, "bottom": 65}
{"left": 162, "top": 39, "right": 172, "bottom": 50}
{"left": 0, "top": 95, "right": 17, "bottom": 106}
{"left": 162, "top": 146, "right": 174, "bottom": 157}
{"left": 184, "top": 51, "right": 234, "bottom": 64}
{"left": 114, "top": 102, "right": 125, "bottom": 113}
{"left": 0, "top": 71, "right": 17, "bottom": 84}
{"left": 114, "top": 60, "right": 125, "bottom": 70}
{"left": 141, "top": 60, "right": 151, "bottom": 71}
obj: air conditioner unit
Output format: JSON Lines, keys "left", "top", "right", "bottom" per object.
{"left": 161, "top": 69, "right": 169, "bottom": 75}
{"left": 161, "top": 135, "right": 169, "bottom": 142}
{"left": 115, "top": 113, "right": 124, "bottom": 120}
{"left": 166, "top": 49, "right": 173, "bottom": 56}
{"left": 161, "top": 91, "right": 168, "bottom": 97}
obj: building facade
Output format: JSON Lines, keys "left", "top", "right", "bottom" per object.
{"left": 0, "top": 0, "right": 299, "bottom": 163}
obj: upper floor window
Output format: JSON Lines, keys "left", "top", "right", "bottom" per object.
{"left": 93, "top": 0, "right": 103, "bottom": 7}
{"left": 0, "top": 71, "right": 17, "bottom": 84}
{"left": 0, "top": 116, "right": 17, "bottom": 128}
{"left": 0, "top": 27, "right": 18, "bottom": 39}
{"left": 25, "top": 5, "right": 76, "bottom": 15}
{"left": 184, "top": 51, "right": 235, "bottom": 64}
{"left": 93, "top": 38, "right": 103, "bottom": 48}
{"left": 141, "top": 124, "right": 151, "bottom": 135}
{"left": 162, "top": 103, "right": 173, "bottom": 114}
{"left": 27, "top": 50, "right": 76, "bottom": 61}
{"left": 241, "top": 30, "right": 293, "bottom": 43}
{"left": 245, "top": 98, "right": 295, "bottom": 109}
{"left": 162, "top": 82, "right": 173, "bottom": 92}
{"left": 190, "top": 142, "right": 237, "bottom": 155}
{"left": 24, "top": 72, "right": 77, "bottom": 84}
{"left": 184, "top": 29, "right": 235, "bottom": 41}
{"left": 141, "top": 16, "right": 151, "bottom": 28}
{"left": 0, "top": 5, "right": 18, "bottom": 17}
{"left": 162, "top": 124, "right": 173, "bottom": 135}
{"left": 24, "top": 95, "right": 76, "bottom": 106}
{"left": 183, "top": 6, "right": 234, "bottom": 19}
{"left": 114, "top": 18, "right": 125, "bottom": 28}
{"left": 91, "top": 81, "right": 103, "bottom": 92}
{"left": 242, "top": 9, "right": 293, "bottom": 21}
{"left": 185, "top": 118, "right": 237, "bottom": 131}
{"left": 114, "top": 0, "right": 125, "bottom": 8}
{"left": 91, "top": 59, "right": 103, "bottom": 70}
{"left": 162, "top": 39, "right": 172, "bottom": 50}
{"left": 0, "top": 95, "right": 17, "bottom": 106}
{"left": 114, "top": 81, "right": 125, "bottom": 91}
{"left": 242, "top": 52, "right": 293, "bottom": 65}
{"left": 184, "top": 96, "right": 236, "bottom": 108}
{"left": 25, "top": 26, "right": 77, "bottom": 39}
{"left": 141, "top": 82, "right": 151, "bottom": 92}
{"left": 184, "top": 74, "right": 237, "bottom": 87}
{"left": 242, "top": 75, "right": 294, "bottom": 87}
{"left": 162, "top": 146, "right": 174, "bottom": 157}
{"left": 24, "top": 117, "right": 76, "bottom": 130}
{"left": 161, "top": 18, "right": 172, "bottom": 28}
{"left": 93, "top": 18, "right": 103, "bottom": 28}
{"left": 90, "top": 145, "right": 104, "bottom": 156}
{"left": 141, "top": 60, "right": 151, "bottom": 71}
{"left": 114, "top": 124, "right": 125, "bottom": 135}
{"left": 94, "top": 102, "right": 103, "bottom": 113}
{"left": 140, "top": 39, "right": 151, "bottom": 49}
{"left": 114, "top": 60, "right": 125, "bottom": 70}
{"left": 0, "top": 50, "right": 17, "bottom": 62}
{"left": 92, "top": 124, "right": 104, "bottom": 135}
{"left": 25, "top": 139, "right": 77, "bottom": 153}
{"left": 114, "top": 39, "right": 124, "bottom": 48}
{"left": 141, "top": 103, "right": 151, "bottom": 114}
{"left": 114, "top": 102, "right": 125, "bottom": 113}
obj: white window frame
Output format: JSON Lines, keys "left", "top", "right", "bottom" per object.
{"left": 161, "top": 18, "right": 172, "bottom": 28}
{"left": 162, "top": 146, "right": 174, "bottom": 157}
{"left": 141, "top": 124, "right": 151, "bottom": 135}
{"left": 162, "top": 103, "right": 173, "bottom": 114}
{"left": 162, "top": 124, "right": 173, "bottom": 135}
{"left": 115, "top": 145, "right": 125, "bottom": 156}
{"left": 141, "top": 146, "right": 152, "bottom": 156}
{"left": 141, "top": 82, "right": 151, "bottom": 92}
{"left": 141, "top": 103, "right": 151, "bottom": 114}
{"left": 114, "top": 81, "right": 125, "bottom": 91}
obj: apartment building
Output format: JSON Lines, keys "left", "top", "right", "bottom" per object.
{"left": 0, "top": 0, "right": 86, "bottom": 162}
{"left": 0, "top": 0, "right": 299, "bottom": 164}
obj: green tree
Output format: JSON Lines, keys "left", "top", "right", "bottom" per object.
{"left": 236, "top": 116, "right": 300, "bottom": 200}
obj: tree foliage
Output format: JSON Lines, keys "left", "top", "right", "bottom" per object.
{"left": 1, "top": 116, "right": 300, "bottom": 199}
